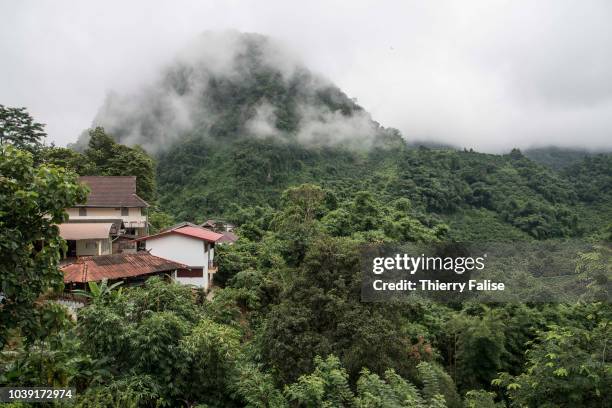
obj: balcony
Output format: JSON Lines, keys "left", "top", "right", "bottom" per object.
{"left": 68, "top": 214, "right": 147, "bottom": 229}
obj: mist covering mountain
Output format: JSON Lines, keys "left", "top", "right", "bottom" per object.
{"left": 73, "top": 31, "right": 610, "bottom": 240}
{"left": 75, "top": 31, "right": 396, "bottom": 154}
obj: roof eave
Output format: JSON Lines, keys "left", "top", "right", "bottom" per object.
{"left": 133, "top": 230, "right": 222, "bottom": 243}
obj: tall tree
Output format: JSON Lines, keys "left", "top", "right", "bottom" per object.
{"left": 42, "top": 145, "right": 94, "bottom": 175}
{"left": 0, "top": 104, "right": 46, "bottom": 155}
{"left": 83, "top": 127, "right": 156, "bottom": 202}
{"left": 0, "top": 145, "right": 88, "bottom": 346}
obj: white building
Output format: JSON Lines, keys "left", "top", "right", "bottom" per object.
{"left": 59, "top": 176, "right": 149, "bottom": 257}
{"left": 58, "top": 222, "right": 113, "bottom": 256}
{"left": 134, "top": 224, "right": 224, "bottom": 290}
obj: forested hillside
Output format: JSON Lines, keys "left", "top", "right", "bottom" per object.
{"left": 156, "top": 138, "right": 612, "bottom": 241}
{"left": 1, "top": 32, "right": 610, "bottom": 407}
{"left": 73, "top": 32, "right": 611, "bottom": 242}
{"left": 524, "top": 147, "right": 599, "bottom": 171}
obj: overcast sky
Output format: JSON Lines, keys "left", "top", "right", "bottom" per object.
{"left": 1, "top": 0, "right": 611, "bottom": 152}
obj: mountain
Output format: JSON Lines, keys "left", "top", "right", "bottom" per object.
{"left": 84, "top": 31, "right": 611, "bottom": 241}
{"left": 80, "top": 31, "right": 394, "bottom": 152}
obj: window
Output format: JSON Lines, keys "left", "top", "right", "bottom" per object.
{"left": 121, "top": 207, "right": 129, "bottom": 216}
{"left": 79, "top": 207, "right": 87, "bottom": 216}
{"left": 85, "top": 241, "right": 97, "bottom": 249}
{"left": 176, "top": 268, "right": 203, "bottom": 278}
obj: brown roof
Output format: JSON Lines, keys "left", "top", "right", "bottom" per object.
{"left": 201, "top": 219, "right": 235, "bottom": 228}
{"left": 217, "top": 231, "right": 238, "bottom": 243}
{"left": 62, "top": 252, "right": 188, "bottom": 283}
{"left": 78, "top": 176, "right": 148, "bottom": 208}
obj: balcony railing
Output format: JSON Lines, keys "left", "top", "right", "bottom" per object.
{"left": 68, "top": 215, "right": 147, "bottom": 228}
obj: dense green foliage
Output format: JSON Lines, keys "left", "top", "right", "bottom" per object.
{"left": 154, "top": 136, "right": 612, "bottom": 243}
{"left": 0, "top": 104, "right": 46, "bottom": 156}
{"left": 1, "top": 36, "right": 611, "bottom": 407}
{"left": 494, "top": 303, "right": 610, "bottom": 407}
{"left": 524, "top": 147, "right": 594, "bottom": 171}
{"left": 44, "top": 127, "right": 157, "bottom": 203}
{"left": 2, "top": 179, "right": 609, "bottom": 406}
{"left": 0, "top": 145, "right": 88, "bottom": 347}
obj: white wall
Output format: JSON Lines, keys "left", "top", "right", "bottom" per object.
{"left": 172, "top": 272, "right": 208, "bottom": 289}
{"left": 67, "top": 207, "right": 146, "bottom": 230}
{"left": 76, "top": 238, "right": 111, "bottom": 256}
{"left": 146, "top": 234, "right": 210, "bottom": 289}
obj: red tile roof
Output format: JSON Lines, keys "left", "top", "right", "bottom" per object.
{"left": 134, "top": 225, "right": 224, "bottom": 243}
{"left": 78, "top": 176, "right": 148, "bottom": 208}
{"left": 62, "top": 252, "right": 188, "bottom": 283}
{"left": 175, "top": 226, "right": 224, "bottom": 241}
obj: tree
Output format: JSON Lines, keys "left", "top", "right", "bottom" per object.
{"left": 276, "top": 184, "right": 326, "bottom": 225}
{"left": 147, "top": 209, "right": 175, "bottom": 234}
{"left": 494, "top": 303, "right": 611, "bottom": 407}
{"left": 234, "top": 363, "right": 288, "bottom": 408}
{"left": 576, "top": 245, "right": 611, "bottom": 302}
{"left": 284, "top": 355, "right": 354, "bottom": 407}
{"left": 42, "top": 145, "right": 94, "bottom": 175}
{"left": 179, "top": 318, "right": 243, "bottom": 406}
{"left": 354, "top": 368, "right": 427, "bottom": 407}
{"left": 83, "top": 127, "right": 116, "bottom": 169}
{"left": 463, "top": 390, "right": 503, "bottom": 408}
{"left": 0, "top": 145, "right": 88, "bottom": 346}
{"left": 259, "top": 236, "right": 413, "bottom": 384}
{"left": 270, "top": 184, "right": 327, "bottom": 266}
{"left": 284, "top": 356, "right": 448, "bottom": 408}
{"left": 445, "top": 310, "right": 506, "bottom": 392}
{"left": 0, "top": 105, "right": 46, "bottom": 155}
{"left": 83, "top": 127, "right": 156, "bottom": 203}
{"left": 71, "top": 279, "right": 123, "bottom": 301}
{"left": 105, "top": 144, "right": 156, "bottom": 203}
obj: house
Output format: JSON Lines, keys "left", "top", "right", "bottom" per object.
{"left": 59, "top": 176, "right": 149, "bottom": 257}
{"left": 134, "top": 224, "right": 224, "bottom": 290}
{"left": 217, "top": 230, "right": 239, "bottom": 244}
{"left": 200, "top": 219, "right": 235, "bottom": 232}
{"left": 175, "top": 221, "right": 237, "bottom": 243}
{"left": 62, "top": 252, "right": 190, "bottom": 288}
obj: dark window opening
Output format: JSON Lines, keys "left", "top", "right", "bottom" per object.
{"left": 79, "top": 207, "right": 87, "bottom": 216}
{"left": 176, "top": 268, "right": 203, "bottom": 278}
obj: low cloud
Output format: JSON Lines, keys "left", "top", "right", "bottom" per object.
{"left": 295, "top": 105, "right": 377, "bottom": 148}
{"left": 87, "top": 31, "right": 381, "bottom": 152}
{"left": 2, "top": 1, "right": 612, "bottom": 152}
{"left": 246, "top": 102, "right": 281, "bottom": 139}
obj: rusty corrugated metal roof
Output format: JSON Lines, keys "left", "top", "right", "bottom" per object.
{"left": 78, "top": 176, "right": 149, "bottom": 208}
{"left": 62, "top": 252, "right": 189, "bottom": 283}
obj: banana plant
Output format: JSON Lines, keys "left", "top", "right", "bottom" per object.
{"left": 72, "top": 279, "right": 123, "bottom": 301}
